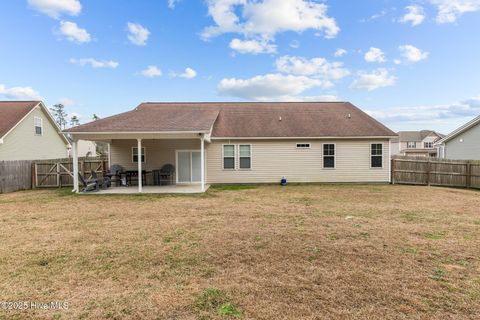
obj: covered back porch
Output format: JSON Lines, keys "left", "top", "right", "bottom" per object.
{"left": 70, "top": 132, "right": 209, "bottom": 194}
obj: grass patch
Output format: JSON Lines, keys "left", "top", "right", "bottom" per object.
{"left": 211, "top": 184, "right": 258, "bottom": 191}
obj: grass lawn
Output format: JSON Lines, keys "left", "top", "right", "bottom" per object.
{"left": 0, "top": 184, "right": 479, "bottom": 319}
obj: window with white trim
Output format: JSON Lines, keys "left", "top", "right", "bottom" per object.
{"left": 34, "top": 117, "right": 43, "bottom": 135}
{"left": 296, "top": 143, "right": 311, "bottom": 149}
{"left": 239, "top": 145, "right": 251, "bottom": 169}
{"left": 132, "top": 147, "right": 145, "bottom": 163}
{"left": 223, "top": 145, "right": 235, "bottom": 169}
{"left": 407, "top": 141, "right": 416, "bottom": 149}
{"left": 424, "top": 142, "right": 433, "bottom": 149}
{"left": 371, "top": 144, "right": 383, "bottom": 168}
{"left": 323, "top": 144, "right": 335, "bottom": 168}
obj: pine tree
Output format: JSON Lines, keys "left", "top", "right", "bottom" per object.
{"left": 50, "top": 104, "right": 68, "bottom": 129}
{"left": 92, "top": 114, "right": 100, "bottom": 121}
{"left": 70, "top": 115, "right": 80, "bottom": 127}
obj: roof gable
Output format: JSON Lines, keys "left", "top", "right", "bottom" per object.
{"left": 436, "top": 115, "right": 480, "bottom": 144}
{"left": 0, "top": 101, "right": 41, "bottom": 139}
{"left": 65, "top": 102, "right": 397, "bottom": 138}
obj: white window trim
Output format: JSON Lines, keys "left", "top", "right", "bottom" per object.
{"left": 222, "top": 144, "right": 236, "bottom": 170}
{"left": 132, "top": 146, "right": 146, "bottom": 163}
{"left": 370, "top": 143, "right": 384, "bottom": 169}
{"left": 424, "top": 142, "right": 433, "bottom": 149}
{"left": 34, "top": 116, "right": 43, "bottom": 136}
{"left": 322, "top": 143, "right": 336, "bottom": 169}
{"left": 238, "top": 144, "right": 252, "bottom": 170}
{"left": 407, "top": 141, "right": 416, "bottom": 149}
{"left": 296, "top": 142, "right": 311, "bottom": 149}
{"left": 175, "top": 149, "right": 204, "bottom": 184}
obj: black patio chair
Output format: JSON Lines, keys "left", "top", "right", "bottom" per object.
{"left": 105, "top": 164, "right": 125, "bottom": 186}
{"left": 78, "top": 171, "right": 111, "bottom": 193}
{"left": 159, "top": 164, "right": 175, "bottom": 185}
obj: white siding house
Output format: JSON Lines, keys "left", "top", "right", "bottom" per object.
{"left": 437, "top": 115, "right": 480, "bottom": 160}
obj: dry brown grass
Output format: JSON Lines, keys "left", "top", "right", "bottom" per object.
{"left": 0, "top": 184, "right": 479, "bottom": 319}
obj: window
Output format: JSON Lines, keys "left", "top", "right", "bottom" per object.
{"left": 407, "top": 141, "right": 416, "bottom": 149}
{"left": 223, "top": 145, "right": 235, "bottom": 169}
{"left": 34, "top": 117, "right": 43, "bottom": 135}
{"left": 296, "top": 143, "right": 311, "bottom": 149}
{"left": 239, "top": 145, "right": 251, "bottom": 169}
{"left": 323, "top": 144, "right": 335, "bottom": 168}
{"left": 371, "top": 144, "right": 383, "bottom": 168}
{"left": 132, "top": 147, "right": 145, "bottom": 163}
{"left": 424, "top": 142, "right": 433, "bottom": 149}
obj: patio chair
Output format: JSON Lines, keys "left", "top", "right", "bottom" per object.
{"left": 159, "top": 164, "right": 175, "bottom": 185}
{"left": 105, "top": 164, "right": 124, "bottom": 186}
{"left": 91, "top": 171, "right": 111, "bottom": 189}
{"left": 78, "top": 171, "right": 111, "bottom": 193}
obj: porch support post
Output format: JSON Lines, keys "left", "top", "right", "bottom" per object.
{"left": 201, "top": 135, "right": 205, "bottom": 192}
{"left": 72, "top": 139, "right": 79, "bottom": 193}
{"left": 137, "top": 138, "right": 143, "bottom": 193}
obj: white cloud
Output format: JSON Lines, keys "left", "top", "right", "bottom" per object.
{"left": 201, "top": 0, "right": 339, "bottom": 40}
{"left": 399, "top": 45, "right": 429, "bottom": 62}
{"left": 58, "top": 21, "right": 91, "bottom": 43}
{"left": 275, "top": 55, "right": 350, "bottom": 82}
{"left": 58, "top": 98, "right": 75, "bottom": 107}
{"left": 430, "top": 0, "right": 480, "bottom": 23}
{"left": 171, "top": 68, "right": 198, "bottom": 79}
{"left": 70, "top": 58, "right": 119, "bottom": 69}
{"left": 28, "top": 0, "right": 81, "bottom": 19}
{"left": 141, "top": 65, "right": 162, "bottom": 78}
{"left": 127, "top": 22, "right": 150, "bottom": 46}
{"left": 218, "top": 73, "right": 328, "bottom": 100}
{"left": 266, "top": 94, "right": 338, "bottom": 102}
{"left": 400, "top": 5, "right": 426, "bottom": 26}
{"left": 229, "top": 38, "right": 276, "bottom": 54}
{"left": 350, "top": 68, "right": 396, "bottom": 91}
{"left": 364, "top": 47, "right": 386, "bottom": 63}
{"left": 289, "top": 40, "right": 300, "bottom": 48}
{"left": 168, "top": 0, "right": 180, "bottom": 9}
{"left": 0, "top": 84, "right": 43, "bottom": 100}
{"left": 367, "top": 96, "right": 480, "bottom": 124}
{"left": 334, "top": 48, "right": 347, "bottom": 57}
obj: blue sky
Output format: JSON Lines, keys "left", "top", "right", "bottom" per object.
{"left": 0, "top": 0, "right": 479, "bottom": 133}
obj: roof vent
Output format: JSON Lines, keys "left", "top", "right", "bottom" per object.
{"left": 347, "top": 113, "right": 351, "bottom": 119}
{"left": 279, "top": 116, "right": 282, "bottom": 121}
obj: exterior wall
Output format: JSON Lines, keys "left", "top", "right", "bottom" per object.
{"left": 0, "top": 107, "right": 68, "bottom": 161}
{"left": 444, "top": 123, "right": 480, "bottom": 160}
{"left": 77, "top": 140, "right": 98, "bottom": 157}
{"left": 206, "top": 139, "right": 391, "bottom": 184}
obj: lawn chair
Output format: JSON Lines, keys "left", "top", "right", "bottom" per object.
{"left": 159, "top": 164, "right": 175, "bottom": 185}
{"left": 78, "top": 171, "right": 111, "bottom": 193}
{"left": 105, "top": 164, "right": 124, "bottom": 186}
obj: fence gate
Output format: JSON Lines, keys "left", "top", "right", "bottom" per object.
{"left": 34, "top": 157, "right": 107, "bottom": 188}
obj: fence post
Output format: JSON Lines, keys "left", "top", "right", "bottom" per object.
{"left": 466, "top": 162, "right": 472, "bottom": 189}
{"left": 391, "top": 159, "right": 395, "bottom": 184}
{"left": 426, "top": 159, "right": 431, "bottom": 186}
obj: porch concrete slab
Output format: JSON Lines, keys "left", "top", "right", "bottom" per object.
{"left": 89, "top": 184, "right": 209, "bottom": 194}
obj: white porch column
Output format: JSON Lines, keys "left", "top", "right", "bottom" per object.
{"left": 107, "top": 143, "right": 111, "bottom": 168}
{"left": 137, "top": 138, "right": 142, "bottom": 193}
{"left": 200, "top": 136, "right": 205, "bottom": 192}
{"left": 72, "top": 140, "right": 79, "bottom": 193}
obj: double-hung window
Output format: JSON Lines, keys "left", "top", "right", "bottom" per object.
{"left": 407, "top": 141, "right": 416, "bottom": 149}
{"left": 223, "top": 145, "right": 235, "bottom": 169}
{"left": 239, "top": 145, "right": 251, "bottom": 169}
{"left": 424, "top": 142, "right": 433, "bottom": 149}
{"left": 371, "top": 144, "right": 383, "bottom": 168}
{"left": 323, "top": 144, "right": 335, "bottom": 168}
{"left": 34, "top": 117, "right": 43, "bottom": 135}
{"left": 132, "top": 147, "right": 145, "bottom": 163}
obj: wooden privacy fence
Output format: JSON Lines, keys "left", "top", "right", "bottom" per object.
{"left": 0, "top": 160, "right": 33, "bottom": 193}
{"left": 34, "top": 157, "right": 107, "bottom": 188}
{"left": 391, "top": 156, "right": 480, "bottom": 189}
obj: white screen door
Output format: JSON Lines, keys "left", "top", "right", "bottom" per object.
{"left": 177, "top": 151, "right": 201, "bottom": 183}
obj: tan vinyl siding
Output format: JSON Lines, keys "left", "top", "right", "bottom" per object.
{"left": 206, "top": 139, "right": 390, "bottom": 184}
{"left": 110, "top": 139, "right": 201, "bottom": 184}
{"left": 0, "top": 107, "right": 68, "bottom": 160}
{"left": 444, "top": 123, "right": 480, "bottom": 160}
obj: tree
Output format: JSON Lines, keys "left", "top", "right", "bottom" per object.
{"left": 50, "top": 104, "right": 68, "bottom": 129}
{"left": 70, "top": 115, "right": 80, "bottom": 127}
{"left": 92, "top": 114, "right": 100, "bottom": 121}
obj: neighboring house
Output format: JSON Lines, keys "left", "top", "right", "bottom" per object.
{"left": 0, "top": 101, "right": 70, "bottom": 161}
{"left": 436, "top": 115, "right": 480, "bottom": 160}
{"left": 67, "top": 139, "right": 98, "bottom": 158}
{"left": 64, "top": 102, "right": 397, "bottom": 193}
{"left": 391, "top": 130, "right": 444, "bottom": 157}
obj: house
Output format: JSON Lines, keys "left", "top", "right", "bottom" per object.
{"left": 67, "top": 139, "right": 99, "bottom": 158}
{"left": 391, "top": 130, "right": 444, "bottom": 157}
{"left": 436, "top": 115, "right": 480, "bottom": 160}
{"left": 64, "top": 102, "right": 397, "bottom": 193}
{"left": 0, "top": 101, "right": 70, "bottom": 161}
